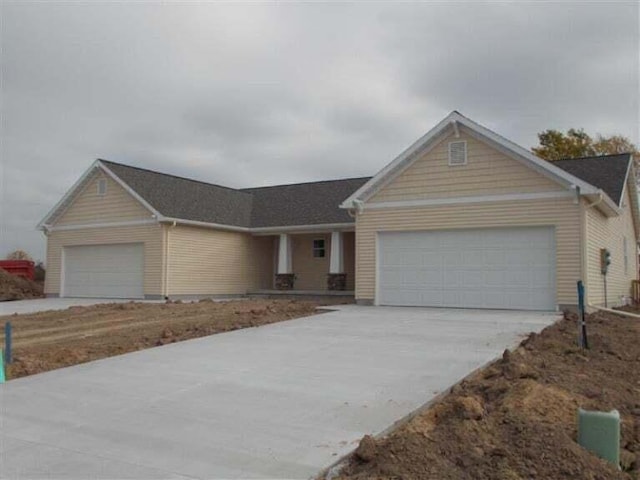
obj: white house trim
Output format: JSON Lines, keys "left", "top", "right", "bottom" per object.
{"left": 340, "top": 111, "right": 602, "bottom": 209}
{"left": 97, "top": 160, "right": 163, "bottom": 218}
{"left": 37, "top": 160, "right": 102, "bottom": 230}
{"left": 277, "top": 234, "right": 292, "bottom": 274}
{"left": 47, "top": 219, "right": 158, "bottom": 232}
{"left": 329, "top": 231, "right": 344, "bottom": 274}
{"left": 159, "top": 217, "right": 250, "bottom": 233}
{"left": 251, "top": 223, "right": 355, "bottom": 235}
{"left": 365, "top": 191, "right": 576, "bottom": 210}
{"left": 37, "top": 160, "right": 159, "bottom": 230}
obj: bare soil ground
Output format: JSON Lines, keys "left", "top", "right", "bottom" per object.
{"left": 0, "top": 298, "right": 348, "bottom": 380}
{"left": 337, "top": 311, "right": 640, "bottom": 480}
{"left": 0, "top": 269, "right": 44, "bottom": 301}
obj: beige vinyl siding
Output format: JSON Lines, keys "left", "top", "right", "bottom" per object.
{"left": 45, "top": 224, "right": 164, "bottom": 296}
{"left": 355, "top": 197, "right": 581, "bottom": 306}
{"left": 585, "top": 189, "right": 638, "bottom": 306}
{"left": 370, "top": 132, "right": 563, "bottom": 203}
{"left": 292, "top": 234, "right": 330, "bottom": 290}
{"left": 56, "top": 172, "right": 152, "bottom": 226}
{"left": 253, "top": 236, "right": 275, "bottom": 291}
{"left": 166, "top": 226, "right": 273, "bottom": 295}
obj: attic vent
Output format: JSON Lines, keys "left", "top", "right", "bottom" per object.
{"left": 448, "top": 141, "right": 467, "bottom": 166}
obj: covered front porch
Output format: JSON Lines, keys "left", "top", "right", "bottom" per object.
{"left": 250, "top": 230, "right": 356, "bottom": 294}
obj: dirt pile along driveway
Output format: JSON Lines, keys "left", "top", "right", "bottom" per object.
{"left": 0, "top": 269, "right": 44, "bottom": 301}
{"left": 0, "top": 298, "right": 348, "bottom": 380}
{"left": 337, "top": 310, "right": 640, "bottom": 480}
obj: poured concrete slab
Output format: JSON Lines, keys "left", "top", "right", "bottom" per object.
{"left": 0, "top": 298, "right": 163, "bottom": 316}
{"left": 0, "top": 305, "right": 557, "bottom": 479}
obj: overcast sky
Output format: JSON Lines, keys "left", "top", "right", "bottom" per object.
{"left": 1, "top": 1, "right": 638, "bottom": 262}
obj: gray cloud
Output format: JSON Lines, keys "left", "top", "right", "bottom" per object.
{"left": 1, "top": 1, "right": 638, "bottom": 261}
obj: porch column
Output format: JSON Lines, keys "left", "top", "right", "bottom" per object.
{"left": 328, "top": 231, "right": 347, "bottom": 290}
{"left": 329, "top": 231, "right": 344, "bottom": 274}
{"left": 276, "top": 234, "right": 295, "bottom": 290}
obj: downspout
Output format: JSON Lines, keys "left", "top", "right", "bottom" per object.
{"left": 581, "top": 190, "right": 604, "bottom": 310}
{"left": 163, "top": 220, "right": 177, "bottom": 299}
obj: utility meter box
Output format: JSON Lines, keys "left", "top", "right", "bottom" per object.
{"left": 577, "top": 408, "right": 620, "bottom": 467}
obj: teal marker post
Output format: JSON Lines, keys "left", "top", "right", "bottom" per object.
{"left": 0, "top": 348, "right": 5, "bottom": 383}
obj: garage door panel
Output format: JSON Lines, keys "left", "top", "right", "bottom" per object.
{"left": 64, "top": 244, "right": 144, "bottom": 299}
{"left": 378, "top": 227, "right": 556, "bottom": 310}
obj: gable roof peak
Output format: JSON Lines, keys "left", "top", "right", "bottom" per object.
{"left": 340, "top": 111, "right": 603, "bottom": 209}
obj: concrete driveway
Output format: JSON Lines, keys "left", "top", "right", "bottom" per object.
{"left": 0, "top": 298, "right": 164, "bottom": 316}
{"left": 0, "top": 305, "right": 557, "bottom": 479}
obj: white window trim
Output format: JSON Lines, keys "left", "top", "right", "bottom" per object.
{"left": 448, "top": 140, "right": 467, "bottom": 166}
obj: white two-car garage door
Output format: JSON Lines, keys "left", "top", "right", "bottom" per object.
{"left": 378, "top": 227, "right": 556, "bottom": 310}
{"left": 63, "top": 244, "right": 144, "bottom": 298}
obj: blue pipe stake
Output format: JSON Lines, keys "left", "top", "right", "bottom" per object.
{"left": 577, "top": 281, "right": 587, "bottom": 349}
{"left": 4, "top": 322, "right": 11, "bottom": 365}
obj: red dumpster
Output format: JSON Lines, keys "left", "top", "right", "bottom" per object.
{"left": 0, "top": 260, "right": 35, "bottom": 280}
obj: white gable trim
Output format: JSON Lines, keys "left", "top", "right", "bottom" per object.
{"left": 340, "top": 111, "right": 601, "bottom": 208}
{"left": 37, "top": 160, "right": 101, "bottom": 230}
{"left": 37, "top": 160, "right": 160, "bottom": 231}
{"left": 97, "top": 160, "right": 163, "bottom": 219}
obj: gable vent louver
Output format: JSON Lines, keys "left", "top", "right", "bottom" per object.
{"left": 448, "top": 141, "right": 467, "bottom": 166}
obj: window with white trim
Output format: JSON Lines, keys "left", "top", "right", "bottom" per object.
{"left": 313, "top": 239, "right": 325, "bottom": 258}
{"left": 624, "top": 236, "right": 628, "bottom": 275}
{"left": 448, "top": 141, "right": 467, "bottom": 166}
{"left": 97, "top": 178, "right": 107, "bottom": 196}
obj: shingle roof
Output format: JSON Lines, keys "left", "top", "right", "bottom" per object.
{"left": 101, "top": 152, "right": 632, "bottom": 230}
{"left": 101, "top": 160, "right": 254, "bottom": 227}
{"left": 100, "top": 159, "right": 370, "bottom": 228}
{"left": 243, "top": 178, "right": 371, "bottom": 228}
{"left": 552, "top": 153, "right": 632, "bottom": 205}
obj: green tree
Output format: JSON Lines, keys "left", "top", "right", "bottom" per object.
{"left": 533, "top": 129, "right": 639, "bottom": 161}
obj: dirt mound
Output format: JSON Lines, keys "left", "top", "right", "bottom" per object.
{"left": 337, "top": 311, "right": 640, "bottom": 480}
{"left": 0, "top": 268, "right": 44, "bottom": 301}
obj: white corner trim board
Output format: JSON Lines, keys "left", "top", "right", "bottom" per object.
{"left": 365, "top": 191, "right": 576, "bottom": 210}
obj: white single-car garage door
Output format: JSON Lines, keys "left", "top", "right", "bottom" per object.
{"left": 63, "top": 244, "right": 144, "bottom": 298}
{"left": 378, "top": 227, "right": 556, "bottom": 310}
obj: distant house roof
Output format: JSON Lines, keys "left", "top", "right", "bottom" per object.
{"left": 552, "top": 153, "right": 633, "bottom": 205}
{"left": 100, "top": 159, "right": 370, "bottom": 228}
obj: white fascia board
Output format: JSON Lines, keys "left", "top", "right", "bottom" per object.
{"left": 340, "top": 111, "right": 601, "bottom": 209}
{"left": 340, "top": 112, "right": 458, "bottom": 208}
{"left": 620, "top": 154, "right": 634, "bottom": 207}
{"left": 586, "top": 191, "right": 622, "bottom": 217}
{"left": 365, "top": 191, "right": 575, "bottom": 210}
{"left": 159, "top": 219, "right": 354, "bottom": 235}
{"left": 160, "top": 217, "right": 250, "bottom": 233}
{"left": 623, "top": 162, "right": 640, "bottom": 236}
{"left": 453, "top": 114, "right": 600, "bottom": 194}
{"left": 251, "top": 223, "right": 355, "bottom": 236}
{"left": 48, "top": 219, "right": 158, "bottom": 232}
{"left": 37, "top": 160, "right": 102, "bottom": 230}
{"left": 97, "top": 161, "right": 163, "bottom": 219}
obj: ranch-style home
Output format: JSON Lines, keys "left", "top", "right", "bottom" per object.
{"left": 38, "top": 111, "right": 639, "bottom": 311}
